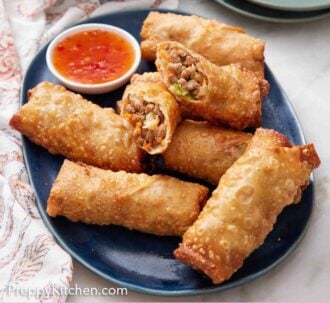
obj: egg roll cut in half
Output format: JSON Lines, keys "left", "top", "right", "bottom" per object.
{"left": 47, "top": 160, "right": 209, "bottom": 236}
{"left": 9, "top": 81, "right": 144, "bottom": 172}
{"left": 156, "top": 41, "right": 262, "bottom": 131}
{"left": 140, "top": 11, "right": 268, "bottom": 94}
{"left": 174, "top": 128, "right": 320, "bottom": 284}
{"left": 162, "top": 120, "right": 252, "bottom": 186}
{"left": 119, "top": 72, "right": 181, "bottom": 154}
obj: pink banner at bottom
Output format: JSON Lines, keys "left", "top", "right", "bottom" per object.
{"left": 1, "top": 303, "right": 329, "bottom": 329}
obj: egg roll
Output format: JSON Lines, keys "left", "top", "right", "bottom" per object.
{"left": 47, "top": 160, "right": 209, "bottom": 236}
{"left": 174, "top": 128, "right": 320, "bottom": 284}
{"left": 9, "top": 81, "right": 144, "bottom": 172}
{"left": 118, "top": 72, "right": 181, "bottom": 154}
{"left": 162, "top": 120, "right": 252, "bottom": 185}
{"left": 156, "top": 41, "right": 262, "bottom": 130}
{"left": 140, "top": 11, "right": 268, "bottom": 93}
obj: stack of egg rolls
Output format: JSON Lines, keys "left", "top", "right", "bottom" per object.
{"left": 9, "top": 10, "right": 322, "bottom": 286}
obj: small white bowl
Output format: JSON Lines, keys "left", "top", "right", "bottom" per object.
{"left": 46, "top": 23, "right": 141, "bottom": 94}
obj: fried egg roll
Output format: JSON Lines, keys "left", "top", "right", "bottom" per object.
{"left": 47, "top": 160, "right": 209, "bottom": 236}
{"left": 162, "top": 120, "right": 252, "bottom": 185}
{"left": 9, "top": 81, "right": 144, "bottom": 172}
{"left": 141, "top": 11, "right": 268, "bottom": 92}
{"left": 175, "top": 128, "right": 320, "bottom": 284}
{"left": 156, "top": 41, "right": 262, "bottom": 130}
{"left": 119, "top": 72, "right": 181, "bottom": 154}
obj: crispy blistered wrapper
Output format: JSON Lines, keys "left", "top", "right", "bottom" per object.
{"left": 9, "top": 81, "right": 144, "bottom": 172}
{"left": 119, "top": 72, "right": 181, "bottom": 155}
{"left": 156, "top": 41, "right": 262, "bottom": 130}
{"left": 162, "top": 120, "right": 252, "bottom": 186}
{"left": 47, "top": 160, "right": 209, "bottom": 236}
{"left": 140, "top": 11, "right": 268, "bottom": 94}
{"left": 174, "top": 128, "right": 320, "bottom": 284}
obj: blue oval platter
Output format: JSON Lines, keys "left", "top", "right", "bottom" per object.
{"left": 21, "top": 9, "right": 314, "bottom": 296}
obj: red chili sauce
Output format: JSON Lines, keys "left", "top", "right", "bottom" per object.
{"left": 53, "top": 29, "right": 135, "bottom": 84}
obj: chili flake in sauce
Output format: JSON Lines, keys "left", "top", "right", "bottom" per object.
{"left": 53, "top": 29, "right": 135, "bottom": 84}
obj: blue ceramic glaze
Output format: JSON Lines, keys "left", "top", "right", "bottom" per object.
{"left": 21, "top": 9, "right": 314, "bottom": 296}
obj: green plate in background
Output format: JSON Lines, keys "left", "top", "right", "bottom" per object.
{"left": 247, "top": 0, "right": 330, "bottom": 12}
{"left": 214, "top": 0, "right": 330, "bottom": 22}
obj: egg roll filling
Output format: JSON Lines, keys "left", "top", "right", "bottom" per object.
{"left": 166, "top": 45, "right": 208, "bottom": 100}
{"left": 124, "top": 94, "right": 167, "bottom": 151}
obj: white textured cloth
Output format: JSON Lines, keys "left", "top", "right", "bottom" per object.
{"left": 0, "top": 0, "right": 178, "bottom": 302}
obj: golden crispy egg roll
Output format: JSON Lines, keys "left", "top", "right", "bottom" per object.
{"left": 162, "top": 120, "right": 252, "bottom": 185}
{"left": 141, "top": 11, "right": 268, "bottom": 93}
{"left": 156, "top": 41, "right": 262, "bottom": 130}
{"left": 9, "top": 81, "right": 144, "bottom": 172}
{"left": 119, "top": 72, "right": 181, "bottom": 154}
{"left": 47, "top": 160, "right": 209, "bottom": 236}
{"left": 174, "top": 128, "right": 320, "bottom": 284}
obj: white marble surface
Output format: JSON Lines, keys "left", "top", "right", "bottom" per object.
{"left": 68, "top": 0, "right": 330, "bottom": 302}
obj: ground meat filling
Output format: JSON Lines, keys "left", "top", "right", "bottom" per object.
{"left": 166, "top": 46, "right": 207, "bottom": 100}
{"left": 125, "top": 95, "right": 167, "bottom": 151}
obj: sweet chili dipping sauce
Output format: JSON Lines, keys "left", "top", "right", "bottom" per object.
{"left": 53, "top": 29, "right": 135, "bottom": 84}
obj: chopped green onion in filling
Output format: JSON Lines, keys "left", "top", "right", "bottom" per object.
{"left": 170, "top": 83, "right": 194, "bottom": 100}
